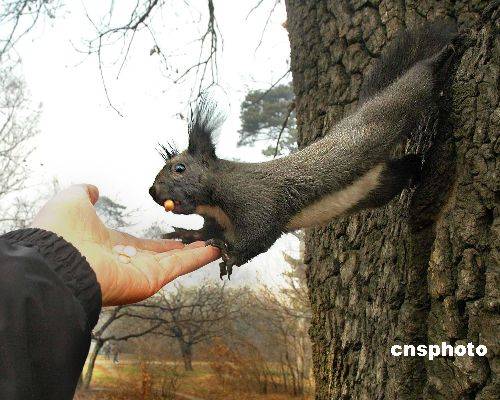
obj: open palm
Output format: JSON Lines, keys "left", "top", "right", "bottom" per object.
{"left": 31, "top": 184, "right": 220, "bottom": 306}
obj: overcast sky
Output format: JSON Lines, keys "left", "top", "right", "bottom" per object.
{"left": 9, "top": 0, "right": 299, "bottom": 286}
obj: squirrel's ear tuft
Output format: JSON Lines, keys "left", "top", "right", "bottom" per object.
{"left": 187, "top": 96, "right": 224, "bottom": 158}
{"left": 157, "top": 142, "right": 179, "bottom": 162}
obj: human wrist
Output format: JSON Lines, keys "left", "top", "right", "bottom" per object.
{"left": 1, "top": 228, "right": 102, "bottom": 328}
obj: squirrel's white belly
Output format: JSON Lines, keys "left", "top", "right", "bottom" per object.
{"left": 285, "top": 163, "right": 384, "bottom": 230}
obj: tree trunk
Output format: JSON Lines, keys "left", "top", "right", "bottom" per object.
{"left": 284, "top": 1, "right": 498, "bottom": 399}
{"left": 180, "top": 342, "right": 194, "bottom": 371}
{"left": 83, "top": 340, "right": 103, "bottom": 389}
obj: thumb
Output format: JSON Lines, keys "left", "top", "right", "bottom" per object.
{"left": 66, "top": 184, "right": 99, "bottom": 205}
{"left": 51, "top": 184, "right": 100, "bottom": 208}
{"left": 83, "top": 184, "right": 100, "bottom": 205}
{"left": 31, "top": 183, "right": 101, "bottom": 237}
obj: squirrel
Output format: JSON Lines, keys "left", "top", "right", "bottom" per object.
{"left": 150, "top": 22, "right": 457, "bottom": 278}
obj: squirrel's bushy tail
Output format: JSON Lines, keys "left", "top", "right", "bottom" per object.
{"left": 358, "top": 22, "right": 457, "bottom": 104}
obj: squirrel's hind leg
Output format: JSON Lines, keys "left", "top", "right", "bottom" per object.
{"left": 352, "top": 154, "right": 422, "bottom": 211}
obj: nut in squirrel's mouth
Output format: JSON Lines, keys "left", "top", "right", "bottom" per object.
{"left": 163, "top": 199, "right": 182, "bottom": 213}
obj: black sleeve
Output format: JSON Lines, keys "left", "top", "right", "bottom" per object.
{"left": 0, "top": 228, "right": 102, "bottom": 400}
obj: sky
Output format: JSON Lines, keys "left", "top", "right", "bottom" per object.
{"left": 7, "top": 0, "right": 299, "bottom": 287}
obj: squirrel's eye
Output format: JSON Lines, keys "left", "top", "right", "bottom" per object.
{"left": 173, "top": 163, "right": 186, "bottom": 173}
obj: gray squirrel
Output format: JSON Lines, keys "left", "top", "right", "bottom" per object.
{"left": 150, "top": 22, "right": 457, "bottom": 278}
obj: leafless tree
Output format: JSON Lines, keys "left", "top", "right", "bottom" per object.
{"left": 95, "top": 195, "right": 136, "bottom": 230}
{"left": 0, "top": 197, "right": 36, "bottom": 231}
{"left": 0, "top": 0, "right": 222, "bottom": 116}
{"left": 0, "top": 59, "right": 40, "bottom": 231}
{"left": 82, "top": 305, "right": 161, "bottom": 389}
{"left": 192, "top": 236, "right": 313, "bottom": 397}
{"left": 251, "top": 284, "right": 312, "bottom": 396}
{"left": 246, "top": 0, "right": 282, "bottom": 52}
{"left": 132, "top": 282, "right": 245, "bottom": 371}
{"left": 230, "top": 242, "right": 312, "bottom": 396}
{"left": 0, "top": 60, "right": 39, "bottom": 197}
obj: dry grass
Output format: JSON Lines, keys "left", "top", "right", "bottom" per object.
{"left": 75, "top": 356, "right": 313, "bottom": 400}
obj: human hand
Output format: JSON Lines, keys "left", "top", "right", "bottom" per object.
{"left": 31, "top": 184, "right": 220, "bottom": 306}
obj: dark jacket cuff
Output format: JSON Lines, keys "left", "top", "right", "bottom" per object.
{"left": 0, "top": 228, "right": 102, "bottom": 329}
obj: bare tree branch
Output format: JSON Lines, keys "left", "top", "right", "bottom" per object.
{"left": 254, "top": 0, "right": 280, "bottom": 52}
{"left": 80, "top": 0, "right": 222, "bottom": 114}
{"left": 251, "top": 68, "right": 291, "bottom": 105}
{"left": 175, "top": 0, "right": 221, "bottom": 102}
{"left": 0, "top": 0, "right": 61, "bottom": 60}
{"left": 246, "top": 0, "right": 266, "bottom": 19}
{"left": 273, "top": 101, "right": 295, "bottom": 158}
{"left": 80, "top": 0, "right": 162, "bottom": 116}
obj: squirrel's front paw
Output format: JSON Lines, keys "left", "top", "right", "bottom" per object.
{"left": 205, "top": 238, "right": 229, "bottom": 254}
{"left": 205, "top": 239, "right": 248, "bottom": 279}
{"left": 218, "top": 257, "right": 238, "bottom": 280}
{"left": 163, "top": 227, "right": 204, "bottom": 243}
{"left": 205, "top": 239, "right": 234, "bottom": 279}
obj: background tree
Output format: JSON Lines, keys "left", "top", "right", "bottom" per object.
{"left": 95, "top": 195, "right": 135, "bottom": 230}
{"left": 143, "top": 282, "right": 244, "bottom": 371}
{"left": 82, "top": 306, "right": 160, "bottom": 389}
{"left": 248, "top": 279, "right": 312, "bottom": 395}
{"left": 239, "top": 82, "right": 297, "bottom": 156}
{"left": 285, "top": 1, "right": 498, "bottom": 399}
{"left": 0, "top": 60, "right": 39, "bottom": 198}
{"left": 142, "top": 222, "right": 167, "bottom": 240}
{"left": 253, "top": 240, "right": 311, "bottom": 396}
{"left": 0, "top": 59, "right": 40, "bottom": 231}
{"left": 207, "top": 245, "right": 313, "bottom": 397}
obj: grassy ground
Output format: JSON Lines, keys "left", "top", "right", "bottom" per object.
{"left": 75, "top": 356, "right": 313, "bottom": 400}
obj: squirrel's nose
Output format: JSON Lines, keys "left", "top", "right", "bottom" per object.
{"left": 149, "top": 184, "right": 168, "bottom": 206}
{"left": 149, "top": 185, "right": 156, "bottom": 200}
{"left": 149, "top": 185, "right": 163, "bottom": 205}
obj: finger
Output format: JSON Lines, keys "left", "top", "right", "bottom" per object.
{"left": 48, "top": 184, "right": 100, "bottom": 209}
{"left": 152, "top": 242, "right": 204, "bottom": 260}
{"left": 185, "top": 241, "right": 206, "bottom": 249}
{"left": 84, "top": 184, "right": 100, "bottom": 205}
{"left": 30, "top": 184, "right": 103, "bottom": 235}
{"left": 157, "top": 246, "right": 221, "bottom": 281}
{"left": 110, "top": 229, "right": 185, "bottom": 252}
{"left": 136, "top": 242, "right": 200, "bottom": 259}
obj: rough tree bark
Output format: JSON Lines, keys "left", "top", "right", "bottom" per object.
{"left": 284, "top": 1, "right": 498, "bottom": 399}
